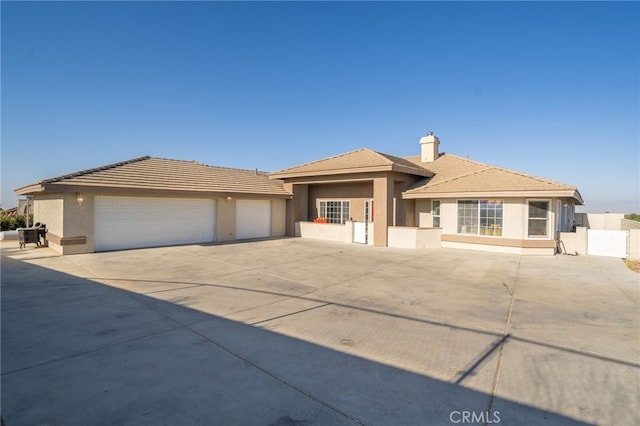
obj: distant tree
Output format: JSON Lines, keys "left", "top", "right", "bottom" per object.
{"left": 625, "top": 213, "right": 640, "bottom": 222}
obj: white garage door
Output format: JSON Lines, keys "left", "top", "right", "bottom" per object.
{"left": 95, "top": 196, "right": 215, "bottom": 251}
{"left": 236, "top": 200, "right": 271, "bottom": 240}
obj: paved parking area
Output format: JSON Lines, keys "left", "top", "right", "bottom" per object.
{"left": 1, "top": 238, "right": 639, "bottom": 425}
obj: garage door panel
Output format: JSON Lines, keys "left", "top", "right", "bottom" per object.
{"left": 95, "top": 196, "right": 215, "bottom": 251}
{"left": 236, "top": 200, "right": 271, "bottom": 240}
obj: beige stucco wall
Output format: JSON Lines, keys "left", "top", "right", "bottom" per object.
{"left": 576, "top": 213, "right": 624, "bottom": 230}
{"left": 216, "top": 198, "right": 236, "bottom": 241}
{"left": 559, "top": 227, "right": 588, "bottom": 255}
{"left": 296, "top": 221, "right": 353, "bottom": 243}
{"left": 271, "top": 199, "right": 286, "bottom": 237}
{"left": 60, "top": 192, "right": 95, "bottom": 254}
{"left": 388, "top": 226, "right": 442, "bottom": 249}
{"left": 34, "top": 194, "right": 64, "bottom": 237}
{"left": 284, "top": 183, "right": 308, "bottom": 236}
{"left": 628, "top": 229, "right": 640, "bottom": 260}
{"left": 416, "top": 199, "right": 434, "bottom": 227}
{"left": 441, "top": 241, "right": 556, "bottom": 255}
{"left": 308, "top": 182, "right": 373, "bottom": 222}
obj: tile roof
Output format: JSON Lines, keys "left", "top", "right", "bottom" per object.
{"left": 403, "top": 154, "right": 583, "bottom": 203}
{"left": 16, "top": 156, "right": 290, "bottom": 197}
{"left": 2, "top": 207, "right": 18, "bottom": 216}
{"left": 270, "top": 148, "right": 432, "bottom": 179}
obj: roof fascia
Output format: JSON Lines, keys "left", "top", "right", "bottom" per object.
{"left": 271, "top": 165, "right": 430, "bottom": 181}
{"left": 402, "top": 189, "right": 583, "bottom": 203}
{"left": 14, "top": 184, "right": 44, "bottom": 195}
{"left": 270, "top": 165, "right": 396, "bottom": 180}
{"left": 23, "top": 184, "right": 292, "bottom": 199}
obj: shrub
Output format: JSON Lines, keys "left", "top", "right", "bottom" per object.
{"left": 0, "top": 213, "right": 33, "bottom": 231}
{"left": 625, "top": 213, "right": 640, "bottom": 222}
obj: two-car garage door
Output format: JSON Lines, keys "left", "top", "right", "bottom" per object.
{"left": 95, "top": 196, "right": 272, "bottom": 252}
{"left": 95, "top": 196, "right": 216, "bottom": 252}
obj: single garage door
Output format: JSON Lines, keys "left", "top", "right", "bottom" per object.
{"left": 236, "top": 200, "right": 271, "bottom": 240}
{"left": 95, "top": 196, "right": 215, "bottom": 251}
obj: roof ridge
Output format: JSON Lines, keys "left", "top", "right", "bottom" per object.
{"left": 429, "top": 153, "right": 575, "bottom": 189}
{"left": 374, "top": 150, "right": 420, "bottom": 165}
{"left": 486, "top": 163, "right": 576, "bottom": 189}
{"left": 148, "top": 156, "right": 270, "bottom": 175}
{"left": 41, "top": 156, "right": 151, "bottom": 184}
{"left": 271, "top": 148, "right": 368, "bottom": 174}
{"left": 442, "top": 153, "right": 492, "bottom": 168}
{"left": 369, "top": 149, "right": 396, "bottom": 165}
{"left": 425, "top": 166, "right": 493, "bottom": 188}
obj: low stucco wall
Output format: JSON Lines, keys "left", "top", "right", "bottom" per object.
{"left": 621, "top": 219, "right": 640, "bottom": 230}
{"left": 0, "top": 231, "right": 19, "bottom": 240}
{"left": 576, "top": 213, "right": 625, "bottom": 230}
{"left": 296, "top": 221, "right": 353, "bottom": 243}
{"left": 559, "top": 227, "right": 588, "bottom": 255}
{"left": 388, "top": 227, "right": 442, "bottom": 249}
{"left": 441, "top": 241, "right": 556, "bottom": 255}
{"left": 628, "top": 229, "right": 640, "bottom": 260}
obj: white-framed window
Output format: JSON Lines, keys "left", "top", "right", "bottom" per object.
{"left": 528, "top": 200, "right": 550, "bottom": 238}
{"left": 432, "top": 200, "right": 441, "bottom": 227}
{"left": 364, "top": 199, "right": 373, "bottom": 223}
{"left": 319, "top": 200, "right": 350, "bottom": 224}
{"left": 457, "top": 200, "right": 503, "bottom": 236}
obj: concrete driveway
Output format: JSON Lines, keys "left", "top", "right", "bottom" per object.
{"left": 1, "top": 238, "right": 638, "bottom": 425}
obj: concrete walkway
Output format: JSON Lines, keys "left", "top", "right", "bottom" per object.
{"left": 1, "top": 238, "right": 638, "bottom": 425}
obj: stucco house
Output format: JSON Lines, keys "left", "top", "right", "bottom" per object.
{"left": 15, "top": 133, "right": 583, "bottom": 255}
{"left": 271, "top": 133, "right": 582, "bottom": 255}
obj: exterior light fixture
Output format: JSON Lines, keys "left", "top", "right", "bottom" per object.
{"left": 226, "top": 196, "right": 233, "bottom": 201}
{"left": 76, "top": 192, "right": 84, "bottom": 206}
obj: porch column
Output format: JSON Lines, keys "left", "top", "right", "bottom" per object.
{"left": 373, "top": 177, "right": 394, "bottom": 247}
{"left": 284, "top": 183, "right": 308, "bottom": 236}
{"left": 405, "top": 198, "right": 416, "bottom": 227}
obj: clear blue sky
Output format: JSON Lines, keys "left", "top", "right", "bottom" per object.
{"left": 2, "top": 1, "right": 638, "bottom": 212}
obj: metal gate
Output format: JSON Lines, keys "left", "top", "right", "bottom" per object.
{"left": 587, "top": 230, "right": 628, "bottom": 257}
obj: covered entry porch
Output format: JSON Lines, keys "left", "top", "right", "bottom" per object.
{"left": 269, "top": 148, "right": 431, "bottom": 247}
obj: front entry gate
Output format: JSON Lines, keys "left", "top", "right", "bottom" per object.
{"left": 354, "top": 222, "right": 367, "bottom": 244}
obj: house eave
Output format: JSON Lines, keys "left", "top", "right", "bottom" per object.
{"left": 270, "top": 165, "right": 431, "bottom": 180}
{"left": 16, "top": 183, "right": 292, "bottom": 199}
{"left": 14, "top": 183, "right": 45, "bottom": 196}
{"left": 403, "top": 189, "right": 584, "bottom": 204}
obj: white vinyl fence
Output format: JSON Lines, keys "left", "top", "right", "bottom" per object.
{"left": 587, "top": 230, "right": 628, "bottom": 258}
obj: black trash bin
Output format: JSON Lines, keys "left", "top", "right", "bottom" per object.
{"left": 18, "top": 223, "right": 46, "bottom": 249}
{"left": 18, "top": 228, "right": 41, "bottom": 249}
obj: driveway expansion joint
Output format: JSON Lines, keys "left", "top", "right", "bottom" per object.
{"left": 486, "top": 256, "right": 521, "bottom": 419}
{"left": 186, "top": 326, "right": 366, "bottom": 425}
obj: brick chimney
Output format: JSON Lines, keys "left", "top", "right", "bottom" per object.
{"left": 420, "top": 131, "right": 440, "bottom": 162}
